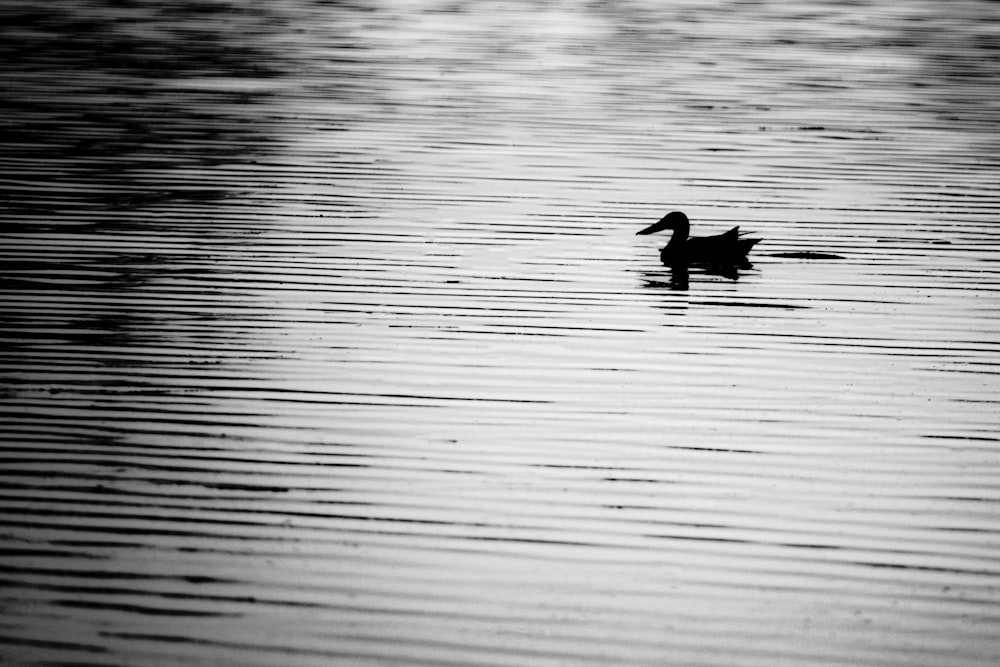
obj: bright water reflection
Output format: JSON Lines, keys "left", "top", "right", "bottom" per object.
{"left": 2, "top": 0, "right": 1000, "bottom": 665}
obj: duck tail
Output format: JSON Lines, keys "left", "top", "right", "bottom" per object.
{"left": 738, "top": 237, "right": 761, "bottom": 254}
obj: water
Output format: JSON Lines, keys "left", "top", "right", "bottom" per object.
{"left": 3, "top": 1, "right": 1000, "bottom": 665}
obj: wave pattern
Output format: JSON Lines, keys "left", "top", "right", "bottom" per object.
{"left": 3, "top": 0, "right": 1000, "bottom": 665}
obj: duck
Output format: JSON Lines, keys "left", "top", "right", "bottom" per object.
{"left": 636, "top": 211, "right": 760, "bottom": 266}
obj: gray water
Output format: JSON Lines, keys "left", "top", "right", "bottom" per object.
{"left": 3, "top": 1, "right": 1000, "bottom": 665}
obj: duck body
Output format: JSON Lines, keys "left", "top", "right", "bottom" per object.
{"left": 637, "top": 211, "right": 760, "bottom": 266}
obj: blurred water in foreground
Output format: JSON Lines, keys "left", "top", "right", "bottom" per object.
{"left": 2, "top": 1, "right": 1000, "bottom": 665}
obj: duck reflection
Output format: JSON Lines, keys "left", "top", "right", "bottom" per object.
{"left": 641, "top": 261, "right": 752, "bottom": 291}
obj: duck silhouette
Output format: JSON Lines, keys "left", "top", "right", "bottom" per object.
{"left": 637, "top": 211, "right": 760, "bottom": 266}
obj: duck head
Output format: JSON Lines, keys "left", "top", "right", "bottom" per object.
{"left": 636, "top": 211, "right": 689, "bottom": 235}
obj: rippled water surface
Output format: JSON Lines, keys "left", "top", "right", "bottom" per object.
{"left": 3, "top": 1, "right": 1000, "bottom": 665}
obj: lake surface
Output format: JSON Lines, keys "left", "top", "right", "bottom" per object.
{"left": 3, "top": 0, "right": 1000, "bottom": 665}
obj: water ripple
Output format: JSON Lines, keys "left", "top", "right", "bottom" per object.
{"left": 3, "top": 0, "right": 1000, "bottom": 665}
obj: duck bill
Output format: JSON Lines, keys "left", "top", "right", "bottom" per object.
{"left": 636, "top": 218, "right": 674, "bottom": 235}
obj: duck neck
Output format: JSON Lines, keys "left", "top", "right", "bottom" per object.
{"left": 666, "top": 222, "right": 689, "bottom": 249}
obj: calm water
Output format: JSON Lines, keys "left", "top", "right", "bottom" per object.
{"left": 3, "top": 1, "right": 1000, "bottom": 665}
